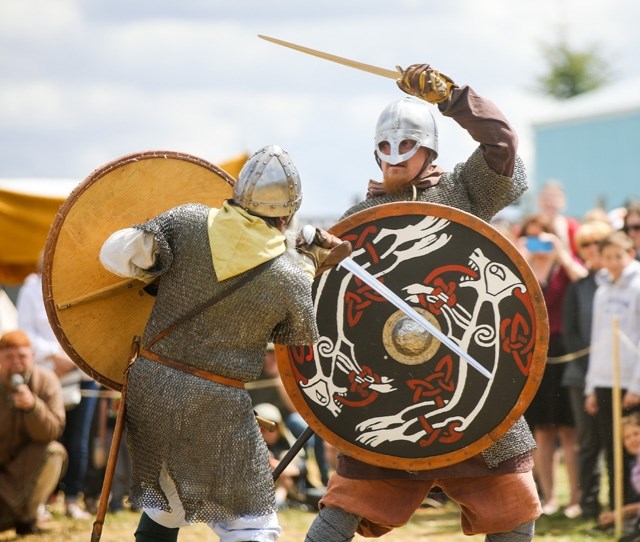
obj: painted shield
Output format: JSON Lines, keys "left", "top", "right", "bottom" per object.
{"left": 277, "top": 201, "right": 548, "bottom": 470}
{"left": 42, "top": 150, "right": 234, "bottom": 391}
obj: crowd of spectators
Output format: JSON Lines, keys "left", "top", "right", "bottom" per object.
{"left": 1, "top": 181, "right": 639, "bottom": 537}
{"left": 494, "top": 183, "right": 640, "bottom": 537}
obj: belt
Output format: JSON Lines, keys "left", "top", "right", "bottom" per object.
{"left": 139, "top": 347, "right": 246, "bottom": 389}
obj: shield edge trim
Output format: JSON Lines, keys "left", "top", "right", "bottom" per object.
{"left": 42, "top": 150, "right": 236, "bottom": 391}
{"left": 277, "top": 201, "right": 548, "bottom": 470}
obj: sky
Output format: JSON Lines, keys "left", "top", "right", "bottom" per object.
{"left": 1, "top": 0, "right": 640, "bottom": 222}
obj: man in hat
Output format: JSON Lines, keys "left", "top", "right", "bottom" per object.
{"left": 0, "top": 330, "right": 67, "bottom": 536}
{"left": 254, "top": 402, "right": 306, "bottom": 509}
{"left": 100, "top": 144, "right": 350, "bottom": 542}
{"left": 305, "top": 65, "right": 541, "bottom": 541}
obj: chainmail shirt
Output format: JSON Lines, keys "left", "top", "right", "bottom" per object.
{"left": 125, "top": 203, "right": 318, "bottom": 522}
{"left": 339, "top": 88, "right": 536, "bottom": 476}
{"left": 343, "top": 148, "right": 525, "bottom": 223}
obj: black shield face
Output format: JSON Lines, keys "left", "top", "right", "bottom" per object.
{"left": 279, "top": 202, "right": 547, "bottom": 470}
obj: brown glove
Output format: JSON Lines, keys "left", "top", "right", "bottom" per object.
{"left": 296, "top": 226, "right": 353, "bottom": 276}
{"left": 396, "top": 63, "right": 456, "bottom": 104}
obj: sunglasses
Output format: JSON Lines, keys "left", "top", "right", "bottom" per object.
{"left": 579, "top": 240, "right": 600, "bottom": 249}
{"left": 624, "top": 224, "right": 640, "bottom": 233}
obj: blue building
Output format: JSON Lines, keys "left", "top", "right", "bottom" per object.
{"left": 532, "top": 77, "right": 640, "bottom": 219}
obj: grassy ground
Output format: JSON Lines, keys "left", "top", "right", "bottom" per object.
{"left": 0, "top": 455, "right": 621, "bottom": 541}
{"left": 0, "top": 499, "right": 616, "bottom": 542}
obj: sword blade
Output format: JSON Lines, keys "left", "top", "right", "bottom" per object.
{"left": 258, "top": 34, "right": 400, "bottom": 80}
{"left": 338, "top": 257, "right": 492, "bottom": 380}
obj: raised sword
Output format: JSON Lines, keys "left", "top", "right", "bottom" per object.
{"left": 258, "top": 34, "right": 400, "bottom": 80}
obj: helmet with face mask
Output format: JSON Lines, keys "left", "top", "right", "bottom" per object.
{"left": 233, "top": 145, "right": 302, "bottom": 218}
{"left": 374, "top": 96, "right": 438, "bottom": 166}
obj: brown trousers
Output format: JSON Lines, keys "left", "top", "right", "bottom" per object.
{"left": 0, "top": 441, "right": 67, "bottom": 526}
{"left": 320, "top": 470, "right": 542, "bottom": 537}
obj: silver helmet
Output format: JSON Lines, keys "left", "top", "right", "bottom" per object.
{"left": 233, "top": 145, "right": 302, "bottom": 218}
{"left": 374, "top": 96, "right": 438, "bottom": 165}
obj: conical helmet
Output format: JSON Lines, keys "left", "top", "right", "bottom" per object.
{"left": 374, "top": 97, "right": 438, "bottom": 165}
{"left": 233, "top": 145, "right": 302, "bottom": 217}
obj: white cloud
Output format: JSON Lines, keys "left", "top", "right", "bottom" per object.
{"left": 1, "top": 0, "right": 639, "bottom": 217}
{"left": 0, "top": 0, "right": 80, "bottom": 37}
{"left": 0, "top": 82, "right": 67, "bottom": 127}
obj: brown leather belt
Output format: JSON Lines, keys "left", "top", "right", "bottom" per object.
{"left": 139, "top": 347, "right": 246, "bottom": 389}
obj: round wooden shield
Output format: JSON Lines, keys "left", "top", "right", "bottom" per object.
{"left": 277, "top": 202, "right": 548, "bottom": 470}
{"left": 43, "top": 150, "right": 234, "bottom": 391}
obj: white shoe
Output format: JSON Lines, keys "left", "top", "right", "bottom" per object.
{"left": 563, "top": 504, "right": 582, "bottom": 519}
{"left": 542, "top": 502, "right": 559, "bottom": 515}
{"left": 37, "top": 504, "right": 53, "bottom": 522}
{"left": 65, "top": 502, "right": 92, "bottom": 520}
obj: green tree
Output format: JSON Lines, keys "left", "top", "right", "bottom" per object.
{"left": 536, "top": 37, "right": 610, "bottom": 99}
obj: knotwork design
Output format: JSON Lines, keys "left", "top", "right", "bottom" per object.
{"left": 278, "top": 202, "right": 547, "bottom": 469}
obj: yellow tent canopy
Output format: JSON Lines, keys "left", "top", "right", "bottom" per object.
{"left": 0, "top": 152, "right": 248, "bottom": 285}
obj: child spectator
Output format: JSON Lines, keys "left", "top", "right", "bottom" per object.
{"left": 586, "top": 231, "right": 640, "bottom": 514}
{"left": 598, "top": 413, "right": 640, "bottom": 541}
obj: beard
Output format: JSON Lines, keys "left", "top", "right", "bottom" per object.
{"left": 382, "top": 172, "right": 411, "bottom": 194}
{"left": 381, "top": 149, "right": 433, "bottom": 194}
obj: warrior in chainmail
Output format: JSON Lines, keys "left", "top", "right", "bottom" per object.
{"left": 99, "top": 145, "right": 351, "bottom": 542}
{"left": 305, "top": 65, "right": 542, "bottom": 542}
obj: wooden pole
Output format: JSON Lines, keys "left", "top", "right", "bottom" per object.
{"left": 273, "top": 426, "right": 315, "bottom": 481}
{"left": 56, "top": 279, "right": 140, "bottom": 310}
{"left": 90, "top": 387, "right": 127, "bottom": 542}
{"left": 612, "top": 318, "right": 623, "bottom": 539}
{"left": 91, "top": 337, "right": 139, "bottom": 542}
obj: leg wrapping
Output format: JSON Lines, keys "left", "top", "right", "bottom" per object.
{"left": 305, "top": 507, "right": 360, "bottom": 542}
{"left": 486, "top": 520, "right": 535, "bottom": 542}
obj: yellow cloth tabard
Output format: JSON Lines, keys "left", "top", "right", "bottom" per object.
{"left": 208, "top": 202, "right": 286, "bottom": 281}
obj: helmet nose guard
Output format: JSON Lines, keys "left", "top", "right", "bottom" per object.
{"left": 233, "top": 145, "right": 302, "bottom": 218}
{"left": 374, "top": 97, "right": 438, "bottom": 165}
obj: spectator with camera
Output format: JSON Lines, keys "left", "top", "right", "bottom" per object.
{"left": 0, "top": 330, "right": 67, "bottom": 536}
{"left": 517, "top": 214, "right": 587, "bottom": 518}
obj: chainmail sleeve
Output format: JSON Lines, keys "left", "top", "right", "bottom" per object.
{"left": 450, "top": 148, "right": 527, "bottom": 222}
{"left": 132, "top": 204, "right": 193, "bottom": 277}
{"left": 270, "top": 254, "right": 319, "bottom": 345}
{"left": 480, "top": 416, "right": 536, "bottom": 468}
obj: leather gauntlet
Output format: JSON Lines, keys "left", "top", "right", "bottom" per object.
{"left": 397, "top": 63, "right": 456, "bottom": 104}
{"left": 296, "top": 226, "right": 352, "bottom": 276}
